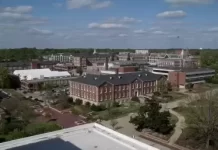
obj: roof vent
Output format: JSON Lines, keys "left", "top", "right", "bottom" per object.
{"left": 138, "top": 74, "right": 141, "bottom": 77}
{"left": 118, "top": 76, "right": 122, "bottom": 79}
{"left": 110, "top": 77, "right": 113, "bottom": 79}
{"left": 145, "top": 74, "right": 148, "bottom": 76}
{"left": 94, "top": 77, "right": 98, "bottom": 80}
{"left": 83, "top": 75, "right": 86, "bottom": 78}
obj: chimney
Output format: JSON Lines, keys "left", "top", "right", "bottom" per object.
{"left": 105, "top": 57, "right": 109, "bottom": 70}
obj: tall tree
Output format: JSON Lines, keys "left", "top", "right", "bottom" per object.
{"left": 185, "top": 91, "right": 218, "bottom": 149}
{"left": 130, "top": 99, "right": 174, "bottom": 134}
{"left": 0, "top": 67, "right": 10, "bottom": 88}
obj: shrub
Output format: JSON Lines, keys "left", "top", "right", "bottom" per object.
{"left": 85, "top": 102, "right": 91, "bottom": 107}
{"left": 67, "top": 97, "right": 74, "bottom": 104}
{"left": 90, "top": 104, "right": 106, "bottom": 112}
{"left": 112, "top": 101, "right": 120, "bottom": 107}
{"left": 131, "top": 96, "right": 140, "bottom": 103}
{"left": 153, "top": 91, "right": 161, "bottom": 96}
{"left": 75, "top": 99, "right": 83, "bottom": 105}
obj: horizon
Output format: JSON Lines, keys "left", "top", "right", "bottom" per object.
{"left": 0, "top": 0, "right": 218, "bottom": 49}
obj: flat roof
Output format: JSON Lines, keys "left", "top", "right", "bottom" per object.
{"left": 0, "top": 123, "right": 159, "bottom": 150}
{"left": 14, "top": 69, "right": 71, "bottom": 80}
{"left": 152, "top": 67, "right": 215, "bottom": 73}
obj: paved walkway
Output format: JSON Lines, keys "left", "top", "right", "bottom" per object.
{"left": 161, "top": 90, "right": 218, "bottom": 144}
{"left": 101, "top": 114, "right": 171, "bottom": 150}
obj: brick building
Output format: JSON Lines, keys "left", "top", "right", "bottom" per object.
{"left": 73, "top": 54, "right": 111, "bottom": 68}
{"left": 168, "top": 68, "right": 215, "bottom": 88}
{"left": 69, "top": 72, "right": 164, "bottom": 105}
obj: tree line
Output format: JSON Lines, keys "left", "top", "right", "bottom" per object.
{"left": 200, "top": 50, "right": 218, "bottom": 83}
{"left": 0, "top": 48, "right": 205, "bottom": 62}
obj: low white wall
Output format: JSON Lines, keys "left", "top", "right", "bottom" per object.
{"left": 94, "top": 123, "right": 160, "bottom": 150}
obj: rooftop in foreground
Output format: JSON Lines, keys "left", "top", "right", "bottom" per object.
{"left": 0, "top": 123, "right": 159, "bottom": 150}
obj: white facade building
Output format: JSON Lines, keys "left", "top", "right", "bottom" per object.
{"left": 13, "top": 68, "right": 71, "bottom": 80}
{"left": 48, "top": 53, "right": 74, "bottom": 62}
{"left": 135, "top": 49, "right": 149, "bottom": 54}
{"left": 0, "top": 123, "right": 160, "bottom": 150}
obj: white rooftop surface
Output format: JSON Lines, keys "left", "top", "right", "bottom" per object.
{"left": 0, "top": 123, "right": 159, "bottom": 150}
{"left": 13, "top": 68, "right": 71, "bottom": 80}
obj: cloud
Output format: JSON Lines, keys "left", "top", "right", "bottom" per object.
{"left": 165, "top": 0, "right": 214, "bottom": 6}
{"left": 2, "top": 6, "right": 33, "bottom": 14}
{"left": 157, "top": 10, "right": 186, "bottom": 18}
{"left": 0, "top": 6, "right": 46, "bottom": 25}
{"left": 67, "top": 0, "right": 111, "bottom": 9}
{"left": 28, "top": 28, "right": 53, "bottom": 36}
{"left": 0, "top": 12, "right": 32, "bottom": 21}
{"left": 153, "top": 31, "right": 169, "bottom": 35}
{"left": 120, "top": 17, "right": 142, "bottom": 23}
{"left": 207, "top": 27, "right": 218, "bottom": 32}
{"left": 134, "top": 29, "right": 147, "bottom": 34}
{"left": 91, "top": 1, "right": 111, "bottom": 9}
{"left": 118, "top": 34, "right": 128, "bottom": 37}
{"left": 88, "top": 22, "right": 127, "bottom": 29}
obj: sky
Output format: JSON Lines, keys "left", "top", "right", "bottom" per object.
{"left": 0, "top": 0, "right": 218, "bottom": 49}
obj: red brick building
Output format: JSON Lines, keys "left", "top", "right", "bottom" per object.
{"left": 167, "top": 68, "right": 215, "bottom": 88}
{"left": 69, "top": 72, "right": 164, "bottom": 105}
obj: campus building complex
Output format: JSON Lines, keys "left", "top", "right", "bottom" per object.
{"left": 13, "top": 69, "right": 75, "bottom": 91}
{"left": 69, "top": 72, "right": 164, "bottom": 105}
{"left": 150, "top": 67, "right": 215, "bottom": 88}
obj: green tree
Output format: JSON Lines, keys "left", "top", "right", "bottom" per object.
{"left": 129, "top": 100, "right": 174, "bottom": 134}
{"left": 0, "top": 67, "right": 10, "bottom": 88}
{"left": 24, "top": 123, "right": 61, "bottom": 136}
{"left": 157, "top": 78, "right": 168, "bottom": 96}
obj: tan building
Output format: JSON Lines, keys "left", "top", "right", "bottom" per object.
{"left": 69, "top": 72, "right": 164, "bottom": 105}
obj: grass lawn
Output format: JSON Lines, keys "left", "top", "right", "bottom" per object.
{"left": 3, "top": 89, "right": 24, "bottom": 99}
{"left": 168, "top": 91, "right": 187, "bottom": 100}
{"left": 70, "top": 102, "right": 141, "bottom": 121}
{"left": 189, "top": 83, "right": 218, "bottom": 93}
{"left": 95, "top": 102, "right": 141, "bottom": 120}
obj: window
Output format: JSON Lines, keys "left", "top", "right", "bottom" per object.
{"left": 100, "top": 88, "right": 103, "bottom": 94}
{"left": 122, "top": 92, "right": 125, "bottom": 97}
{"left": 105, "top": 87, "right": 107, "bottom": 93}
{"left": 119, "top": 93, "right": 121, "bottom": 98}
{"left": 119, "top": 86, "right": 121, "bottom": 91}
{"left": 123, "top": 86, "right": 125, "bottom": 90}
{"left": 109, "top": 87, "right": 111, "bottom": 92}
{"left": 136, "top": 83, "right": 138, "bottom": 88}
{"left": 109, "top": 95, "right": 111, "bottom": 100}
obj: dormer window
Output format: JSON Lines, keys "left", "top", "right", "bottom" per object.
{"left": 118, "top": 76, "right": 122, "bottom": 79}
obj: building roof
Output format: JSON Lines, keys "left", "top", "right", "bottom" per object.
{"left": 152, "top": 67, "right": 215, "bottom": 73}
{"left": 0, "top": 123, "right": 159, "bottom": 150}
{"left": 13, "top": 68, "right": 71, "bottom": 80}
{"left": 72, "top": 71, "right": 162, "bottom": 86}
